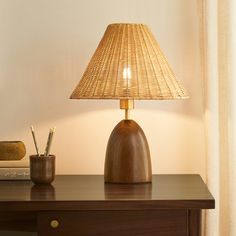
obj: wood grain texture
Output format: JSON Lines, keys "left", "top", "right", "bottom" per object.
{"left": 30, "top": 155, "right": 55, "bottom": 184}
{"left": 0, "top": 175, "right": 214, "bottom": 235}
{"left": 0, "top": 175, "right": 215, "bottom": 211}
{"left": 0, "top": 211, "right": 36, "bottom": 232}
{"left": 105, "top": 120, "right": 152, "bottom": 183}
{"left": 188, "top": 209, "right": 202, "bottom": 236}
{"left": 38, "top": 210, "right": 187, "bottom": 236}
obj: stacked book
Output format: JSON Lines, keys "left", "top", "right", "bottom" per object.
{"left": 0, "top": 158, "right": 30, "bottom": 180}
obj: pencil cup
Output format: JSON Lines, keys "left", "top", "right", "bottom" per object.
{"left": 30, "top": 155, "right": 55, "bottom": 185}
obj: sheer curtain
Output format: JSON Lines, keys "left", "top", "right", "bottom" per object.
{"left": 199, "top": 0, "right": 236, "bottom": 235}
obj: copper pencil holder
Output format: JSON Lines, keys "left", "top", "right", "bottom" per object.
{"left": 30, "top": 155, "right": 55, "bottom": 185}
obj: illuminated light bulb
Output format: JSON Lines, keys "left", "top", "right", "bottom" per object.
{"left": 123, "top": 67, "right": 132, "bottom": 79}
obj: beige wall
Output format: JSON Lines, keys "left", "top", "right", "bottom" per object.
{"left": 0, "top": 0, "right": 205, "bottom": 179}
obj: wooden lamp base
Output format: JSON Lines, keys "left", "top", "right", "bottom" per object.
{"left": 104, "top": 120, "right": 152, "bottom": 184}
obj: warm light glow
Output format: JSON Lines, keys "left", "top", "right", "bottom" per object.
{"left": 123, "top": 67, "right": 132, "bottom": 80}
{"left": 123, "top": 67, "right": 131, "bottom": 89}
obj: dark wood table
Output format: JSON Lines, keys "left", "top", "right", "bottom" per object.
{"left": 0, "top": 175, "right": 214, "bottom": 236}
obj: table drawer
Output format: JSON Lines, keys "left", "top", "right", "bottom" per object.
{"left": 38, "top": 210, "right": 187, "bottom": 236}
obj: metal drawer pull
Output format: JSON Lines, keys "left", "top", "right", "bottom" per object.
{"left": 50, "top": 219, "right": 59, "bottom": 228}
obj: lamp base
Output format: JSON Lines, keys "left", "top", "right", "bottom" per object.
{"left": 104, "top": 119, "right": 152, "bottom": 184}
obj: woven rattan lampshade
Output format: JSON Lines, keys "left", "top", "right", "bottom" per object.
{"left": 70, "top": 23, "right": 188, "bottom": 100}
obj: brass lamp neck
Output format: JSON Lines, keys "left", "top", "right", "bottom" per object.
{"left": 120, "top": 99, "right": 134, "bottom": 120}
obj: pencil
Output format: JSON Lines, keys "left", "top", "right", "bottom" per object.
{"left": 44, "top": 127, "right": 55, "bottom": 156}
{"left": 30, "top": 126, "right": 40, "bottom": 156}
{"left": 44, "top": 128, "right": 52, "bottom": 156}
{"left": 46, "top": 127, "right": 55, "bottom": 156}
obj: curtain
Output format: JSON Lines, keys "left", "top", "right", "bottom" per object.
{"left": 199, "top": 0, "right": 236, "bottom": 235}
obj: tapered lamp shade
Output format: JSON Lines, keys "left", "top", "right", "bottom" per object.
{"left": 70, "top": 23, "right": 188, "bottom": 100}
{"left": 70, "top": 23, "right": 188, "bottom": 184}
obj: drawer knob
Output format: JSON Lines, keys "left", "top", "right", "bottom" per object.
{"left": 50, "top": 219, "right": 59, "bottom": 228}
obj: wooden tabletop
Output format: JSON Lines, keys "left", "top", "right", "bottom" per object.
{"left": 0, "top": 174, "right": 215, "bottom": 211}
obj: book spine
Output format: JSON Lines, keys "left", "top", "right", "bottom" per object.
{"left": 0, "top": 160, "right": 29, "bottom": 168}
{"left": 0, "top": 168, "right": 30, "bottom": 180}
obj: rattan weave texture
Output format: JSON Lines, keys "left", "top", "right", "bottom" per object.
{"left": 70, "top": 23, "right": 188, "bottom": 100}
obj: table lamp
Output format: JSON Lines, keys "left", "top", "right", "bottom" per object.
{"left": 70, "top": 23, "right": 188, "bottom": 184}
